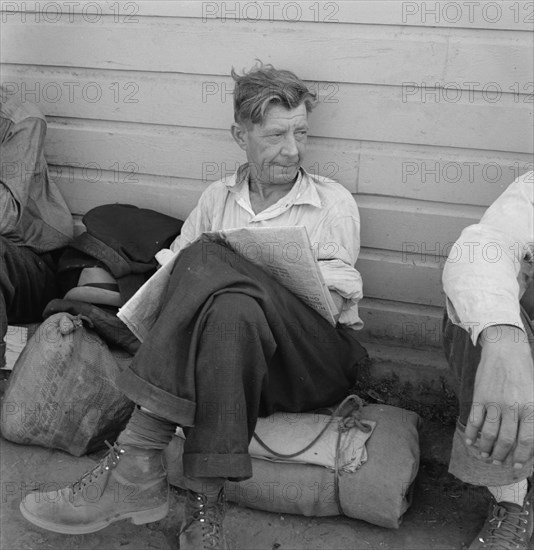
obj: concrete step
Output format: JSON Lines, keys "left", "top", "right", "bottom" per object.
{"left": 353, "top": 338, "right": 457, "bottom": 467}
{"left": 354, "top": 338, "right": 457, "bottom": 418}
{"left": 361, "top": 338, "right": 451, "bottom": 385}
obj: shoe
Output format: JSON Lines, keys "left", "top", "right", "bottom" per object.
{"left": 469, "top": 488, "right": 533, "bottom": 549}
{"left": 20, "top": 442, "right": 169, "bottom": 534}
{"left": 178, "top": 487, "right": 227, "bottom": 549}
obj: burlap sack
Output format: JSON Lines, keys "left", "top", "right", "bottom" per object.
{"left": 0, "top": 313, "right": 135, "bottom": 456}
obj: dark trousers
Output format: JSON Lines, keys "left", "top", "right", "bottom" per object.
{"left": 443, "top": 306, "right": 534, "bottom": 486}
{"left": 0, "top": 236, "right": 59, "bottom": 366}
{"left": 118, "top": 239, "right": 368, "bottom": 481}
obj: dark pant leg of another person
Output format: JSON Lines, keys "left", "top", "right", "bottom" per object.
{"left": 118, "top": 238, "right": 369, "bottom": 481}
{"left": 442, "top": 307, "right": 534, "bottom": 486}
{"left": 0, "top": 236, "right": 59, "bottom": 367}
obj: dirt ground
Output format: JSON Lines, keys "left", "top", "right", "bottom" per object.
{"left": 1, "top": 422, "right": 490, "bottom": 550}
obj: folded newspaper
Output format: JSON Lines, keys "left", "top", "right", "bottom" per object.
{"left": 205, "top": 225, "right": 338, "bottom": 323}
{"left": 118, "top": 225, "right": 338, "bottom": 342}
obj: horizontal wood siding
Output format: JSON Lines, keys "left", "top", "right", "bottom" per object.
{"left": 2, "top": 1, "right": 533, "bottom": 347}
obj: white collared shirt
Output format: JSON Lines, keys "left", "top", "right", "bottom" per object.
{"left": 158, "top": 165, "right": 364, "bottom": 329}
{"left": 442, "top": 171, "right": 534, "bottom": 344}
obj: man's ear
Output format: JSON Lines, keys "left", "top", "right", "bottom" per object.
{"left": 231, "top": 122, "right": 248, "bottom": 151}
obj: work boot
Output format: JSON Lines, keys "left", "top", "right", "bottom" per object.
{"left": 178, "top": 487, "right": 227, "bottom": 549}
{"left": 469, "top": 487, "right": 533, "bottom": 549}
{"left": 20, "top": 442, "right": 169, "bottom": 534}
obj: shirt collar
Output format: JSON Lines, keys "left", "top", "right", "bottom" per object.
{"left": 225, "top": 164, "right": 322, "bottom": 209}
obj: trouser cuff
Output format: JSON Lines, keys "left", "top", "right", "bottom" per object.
{"left": 117, "top": 367, "right": 196, "bottom": 426}
{"left": 449, "top": 421, "right": 533, "bottom": 486}
{"left": 183, "top": 452, "right": 252, "bottom": 481}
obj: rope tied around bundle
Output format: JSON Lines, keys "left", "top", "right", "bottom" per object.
{"left": 252, "top": 394, "right": 373, "bottom": 516}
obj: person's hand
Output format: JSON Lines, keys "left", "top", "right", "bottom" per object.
{"left": 154, "top": 248, "right": 176, "bottom": 268}
{"left": 465, "top": 324, "right": 534, "bottom": 469}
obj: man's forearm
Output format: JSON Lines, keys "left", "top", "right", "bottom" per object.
{"left": 466, "top": 322, "right": 534, "bottom": 467}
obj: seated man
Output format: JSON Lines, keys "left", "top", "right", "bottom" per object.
{"left": 442, "top": 170, "right": 534, "bottom": 550}
{"left": 20, "top": 64, "right": 369, "bottom": 549}
{"left": 0, "top": 87, "right": 73, "bottom": 368}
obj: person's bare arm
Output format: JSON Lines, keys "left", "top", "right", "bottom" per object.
{"left": 465, "top": 324, "right": 534, "bottom": 469}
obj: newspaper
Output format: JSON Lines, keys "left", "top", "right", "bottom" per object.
{"left": 118, "top": 256, "right": 177, "bottom": 342}
{"left": 203, "top": 225, "right": 338, "bottom": 325}
{"left": 118, "top": 225, "right": 338, "bottom": 342}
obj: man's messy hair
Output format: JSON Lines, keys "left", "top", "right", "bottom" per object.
{"left": 231, "top": 61, "right": 317, "bottom": 126}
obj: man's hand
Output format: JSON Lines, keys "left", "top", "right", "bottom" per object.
{"left": 466, "top": 324, "right": 534, "bottom": 469}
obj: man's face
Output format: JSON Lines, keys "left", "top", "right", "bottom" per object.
{"left": 233, "top": 103, "right": 309, "bottom": 186}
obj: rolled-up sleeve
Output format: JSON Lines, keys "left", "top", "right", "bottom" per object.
{"left": 442, "top": 171, "right": 534, "bottom": 345}
{"left": 317, "top": 205, "right": 364, "bottom": 329}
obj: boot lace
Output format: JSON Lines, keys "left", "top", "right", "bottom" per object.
{"left": 71, "top": 441, "right": 123, "bottom": 495}
{"left": 481, "top": 501, "right": 530, "bottom": 549}
{"left": 180, "top": 489, "right": 226, "bottom": 548}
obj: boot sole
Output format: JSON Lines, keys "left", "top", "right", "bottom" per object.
{"left": 19, "top": 499, "right": 169, "bottom": 535}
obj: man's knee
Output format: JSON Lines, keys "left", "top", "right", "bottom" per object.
{"left": 202, "top": 293, "right": 267, "bottom": 345}
{"left": 207, "top": 293, "right": 263, "bottom": 321}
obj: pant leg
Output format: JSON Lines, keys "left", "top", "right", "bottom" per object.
{"left": 118, "top": 240, "right": 368, "bottom": 480}
{"left": 443, "top": 308, "right": 534, "bottom": 486}
{"left": 181, "top": 291, "right": 365, "bottom": 481}
{"left": 180, "top": 293, "right": 273, "bottom": 480}
{"left": 0, "top": 236, "right": 59, "bottom": 365}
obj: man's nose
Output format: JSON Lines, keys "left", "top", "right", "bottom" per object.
{"left": 281, "top": 135, "right": 299, "bottom": 159}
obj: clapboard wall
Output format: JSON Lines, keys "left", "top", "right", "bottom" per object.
{"left": 1, "top": 1, "right": 533, "bottom": 348}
